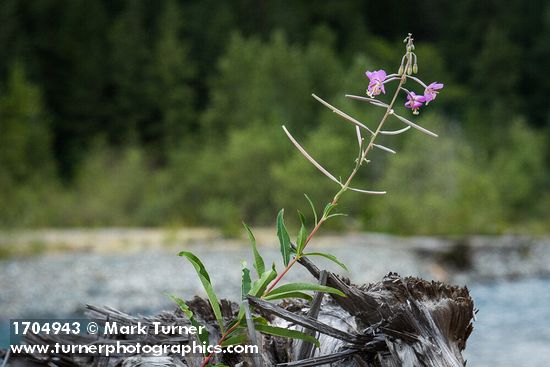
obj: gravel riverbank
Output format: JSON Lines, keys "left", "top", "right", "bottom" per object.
{"left": 1, "top": 230, "right": 549, "bottom": 318}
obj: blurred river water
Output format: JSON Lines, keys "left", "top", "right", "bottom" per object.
{"left": 1, "top": 231, "right": 550, "bottom": 366}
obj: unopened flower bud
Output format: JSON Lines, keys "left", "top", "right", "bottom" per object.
{"left": 406, "top": 45, "right": 412, "bottom": 52}
{"left": 407, "top": 65, "right": 413, "bottom": 75}
{"left": 413, "top": 64, "right": 418, "bottom": 74}
{"left": 411, "top": 44, "right": 415, "bottom": 51}
{"left": 398, "top": 65, "right": 404, "bottom": 75}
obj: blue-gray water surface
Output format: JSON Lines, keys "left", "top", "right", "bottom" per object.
{"left": 2, "top": 277, "right": 550, "bottom": 366}
{"left": 464, "top": 277, "right": 550, "bottom": 366}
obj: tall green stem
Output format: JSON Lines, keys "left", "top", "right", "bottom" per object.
{"left": 202, "top": 35, "right": 414, "bottom": 367}
{"left": 263, "top": 40, "right": 413, "bottom": 297}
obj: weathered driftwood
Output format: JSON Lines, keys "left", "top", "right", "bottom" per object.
{"left": 2, "top": 269, "right": 474, "bottom": 367}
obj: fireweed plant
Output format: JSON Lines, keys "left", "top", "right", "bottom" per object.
{"left": 172, "top": 34, "right": 443, "bottom": 366}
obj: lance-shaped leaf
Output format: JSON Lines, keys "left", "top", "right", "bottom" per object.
{"left": 277, "top": 209, "right": 292, "bottom": 266}
{"left": 304, "top": 194, "right": 318, "bottom": 226}
{"left": 264, "top": 291, "right": 313, "bottom": 302}
{"left": 347, "top": 186, "right": 387, "bottom": 195}
{"left": 242, "top": 222, "right": 265, "bottom": 277}
{"left": 178, "top": 251, "right": 211, "bottom": 282}
{"left": 225, "top": 307, "right": 269, "bottom": 331}
{"left": 179, "top": 251, "right": 225, "bottom": 333}
{"left": 373, "top": 143, "right": 397, "bottom": 154}
{"left": 297, "top": 210, "right": 306, "bottom": 226}
{"left": 345, "top": 94, "right": 389, "bottom": 108}
{"left": 391, "top": 111, "right": 438, "bottom": 137}
{"left": 241, "top": 263, "right": 251, "bottom": 300}
{"left": 322, "top": 202, "right": 339, "bottom": 219}
{"left": 379, "top": 126, "right": 411, "bottom": 135}
{"left": 221, "top": 332, "right": 248, "bottom": 347}
{"left": 249, "top": 265, "right": 277, "bottom": 297}
{"left": 312, "top": 94, "right": 374, "bottom": 134}
{"left": 355, "top": 125, "right": 363, "bottom": 149}
{"left": 296, "top": 211, "right": 308, "bottom": 255}
{"left": 254, "top": 324, "right": 320, "bottom": 348}
{"left": 266, "top": 282, "right": 345, "bottom": 298}
{"left": 226, "top": 307, "right": 245, "bottom": 330}
{"left": 284, "top": 126, "right": 383, "bottom": 195}
{"left": 302, "top": 252, "right": 348, "bottom": 271}
{"left": 325, "top": 212, "right": 348, "bottom": 220}
{"left": 169, "top": 295, "right": 210, "bottom": 346}
{"left": 282, "top": 126, "right": 341, "bottom": 186}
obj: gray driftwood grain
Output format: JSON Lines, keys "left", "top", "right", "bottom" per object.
{"left": 2, "top": 268, "right": 474, "bottom": 367}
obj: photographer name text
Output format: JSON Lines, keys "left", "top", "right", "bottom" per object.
{"left": 103, "top": 322, "right": 205, "bottom": 336}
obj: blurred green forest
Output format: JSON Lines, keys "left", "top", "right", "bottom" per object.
{"left": 1, "top": 0, "right": 549, "bottom": 234}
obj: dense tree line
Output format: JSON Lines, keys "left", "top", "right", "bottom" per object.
{"left": 0, "top": 0, "right": 549, "bottom": 233}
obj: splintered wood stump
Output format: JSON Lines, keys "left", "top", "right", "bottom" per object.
{"left": 5, "top": 268, "right": 474, "bottom": 367}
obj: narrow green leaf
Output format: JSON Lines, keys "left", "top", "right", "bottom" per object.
{"left": 248, "top": 266, "right": 277, "bottom": 297}
{"left": 241, "top": 264, "right": 251, "bottom": 300}
{"left": 197, "top": 273, "right": 225, "bottom": 333}
{"left": 242, "top": 222, "right": 265, "bottom": 276}
{"left": 254, "top": 324, "right": 320, "bottom": 347}
{"left": 266, "top": 282, "right": 345, "bottom": 297}
{"left": 252, "top": 316, "right": 269, "bottom": 326}
{"left": 304, "top": 194, "right": 318, "bottom": 225}
{"left": 169, "top": 294, "right": 194, "bottom": 319}
{"left": 178, "top": 251, "right": 211, "bottom": 282}
{"left": 303, "top": 252, "right": 349, "bottom": 271}
{"left": 221, "top": 332, "right": 248, "bottom": 347}
{"left": 322, "top": 203, "right": 337, "bottom": 218}
{"left": 179, "top": 251, "right": 225, "bottom": 333}
{"left": 168, "top": 295, "right": 209, "bottom": 346}
{"left": 325, "top": 213, "right": 348, "bottom": 220}
{"left": 296, "top": 221, "right": 308, "bottom": 256}
{"left": 226, "top": 307, "right": 245, "bottom": 331}
{"left": 297, "top": 210, "right": 306, "bottom": 226}
{"left": 264, "top": 291, "right": 313, "bottom": 302}
{"left": 229, "top": 313, "right": 269, "bottom": 334}
{"left": 277, "top": 209, "right": 291, "bottom": 266}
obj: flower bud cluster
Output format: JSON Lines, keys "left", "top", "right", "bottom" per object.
{"left": 365, "top": 34, "right": 443, "bottom": 115}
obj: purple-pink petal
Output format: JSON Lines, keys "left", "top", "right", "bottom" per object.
{"left": 427, "top": 82, "right": 444, "bottom": 90}
{"left": 365, "top": 69, "right": 387, "bottom": 97}
{"left": 406, "top": 92, "right": 419, "bottom": 100}
{"left": 405, "top": 100, "right": 422, "bottom": 109}
{"left": 424, "top": 82, "right": 444, "bottom": 103}
{"left": 365, "top": 69, "right": 387, "bottom": 83}
{"left": 405, "top": 92, "right": 426, "bottom": 111}
{"left": 376, "top": 70, "right": 387, "bottom": 80}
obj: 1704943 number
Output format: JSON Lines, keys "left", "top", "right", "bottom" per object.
{"left": 12, "top": 321, "right": 81, "bottom": 335}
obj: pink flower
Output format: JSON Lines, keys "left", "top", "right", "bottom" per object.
{"left": 424, "top": 82, "right": 444, "bottom": 104}
{"left": 405, "top": 92, "right": 426, "bottom": 115}
{"left": 365, "top": 69, "right": 387, "bottom": 97}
